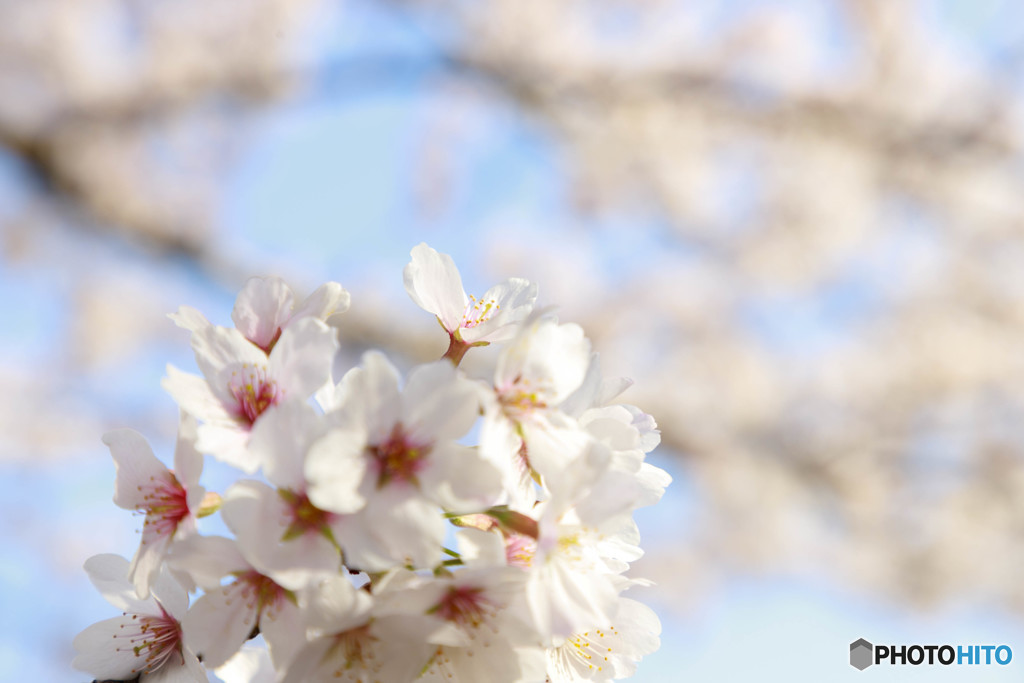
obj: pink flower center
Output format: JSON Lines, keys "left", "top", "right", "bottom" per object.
{"left": 137, "top": 472, "right": 190, "bottom": 543}
{"left": 228, "top": 364, "right": 280, "bottom": 425}
{"left": 232, "top": 570, "right": 291, "bottom": 617}
{"left": 114, "top": 604, "right": 183, "bottom": 675}
{"left": 369, "top": 424, "right": 430, "bottom": 488}
{"left": 277, "top": 488, "right": 337, "bottom": 542}
{"left": 431, "top": 585, "right": 496, "bottom": 628}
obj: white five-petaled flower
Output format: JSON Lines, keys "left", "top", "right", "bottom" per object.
{"left": 385, "top": 532, "right": 547, "bottom": 683}
{"left": 509, "top": 442, "right": 647, "bottom": 641}
{"left": 169, "top": 535, "right": 307, "bottom": 670}
{"left": 479, "top": 314, "right": 593, "bottom": 506}
{"left": 545, "top": 597, "right": 661, "bottom": 682}
{"left": 104, "top": 415, "right": 205, "bottom": 599}
{"left": 172, "top": 276, "right": 350, "bottom": 353}
{"left": 73, "top": 554, "right": 205, "bottom": 683}
{"left": 403, "top": 243, "right": 538, "bottom": 348}
{"left": 279, "top": 573, "right": 437, "bottom": 683}
{"left": 162, "top": 317, "right": 338, "bottom": 472}
{"left": 306, "top": 351, "right": 503, "bottom": 571}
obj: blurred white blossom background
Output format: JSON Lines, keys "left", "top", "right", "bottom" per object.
{"left": 5, "top": 0, "right": 1024, "bottom": 680}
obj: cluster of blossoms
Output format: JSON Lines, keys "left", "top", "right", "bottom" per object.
{"left": 73, "top": 244, "right": 670, "bottom": 683}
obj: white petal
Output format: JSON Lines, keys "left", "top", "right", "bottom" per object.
{"left": 195, "top": 421, "right": 257, "bottom": 473}
{"left": 72, "top": 616, "right": 145, "bottom": 680}
{"left": 592, "top": 516, "right": 643, "bottom": 571}
{"left": 622, "top": 404, "right": 660, "bottom": 452}
{"left": 259, "top": 599, "right": 308, "bottom": 669}
{"left": 403, "top": 242, "right": 467, "bottom": 332}
{"left": 303, "top": 574, "right": 373, "bottom": 632}
{"left": 172, "top": 412, "right": 204, "bottom": 487}
{"left": 526, "top": 562, "right": 618, "bottom": 640}
{"left": 190, "top": 324, "right": 267, "bottom": 383}
{"left": 183, "top": 587, "right": 256, "bottom": 669}
{"left": 141, "top": 652, "right": 207, "bottom": 683}
{"left": 277, "top": 638, "right": 333, "bottom": 683}
{"left": 266, "top": 317, "right": 338, "bottom": 399}
{"left": 128, "top": 532, "right": 172, "bottom": 600}
{"left": 231, "top": 276, "right": 295, "bottom": 350}
{"left": 150, "top": 563, "right": 190, "bottom": 621}
{"left": 635, "top": 462, "right": 672, "bottom": 508}
{"left": 599, "top": 377, "right": 634, "bottom": 406}
{"left": 292, "top": 281, "right": 351, "bottom": 320}
{"left": 580, "top": 406, "right": 641, "bottom": 454}
{"left": 455, "top": 528, "right": 507, "bottom": 567}
{"left": 168, "top": 305, "right": 212, "bottom": 336}
{"left": 401, "top": 361, "right": 479, "bottom": 443}
{"left": 337, "top": 491, "right": 443, "bottom": 572}
{"left": 479, "top": 408, "right": 533, "bottom": 510}
{"left": 214, "top": 645, "right": 276, "bottom": 683}
{"left": 84, "top": 553, "right": 156, "bottom": 614}
{"left": 162, "top": 365, "right": 235, "bottom": 425}
{"left": 558, "top": 352, "right": 602, "bottom": 418}
{"left": 248, "top": 400, "right": 322, "bottom": 489}
{"left": 167, "top": 535, "right": 248, "bottom": 590}
{"left": 104, "top": 429, "right": 167, "bottom": 510}
{"left": 304, "top": 428, "right": 369, "bottom": 514}
{"left": 420, "top": 443, "right": 503, "bottom": 513}
{"left": 520, "top": 415, "right": 595, "bottom": 484}
{"left": 606, "top": 598, "right": 661, "bottom": 676}
{"left": 336, "top": 350, "right": 401, "bottom": 443}
{"left": 538, "top": 323, "right": 591, "bottom": 405}
{"left": 541, "top": 438, "right": 612, "bottom": 516}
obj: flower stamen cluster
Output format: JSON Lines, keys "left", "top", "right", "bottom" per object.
{"left": 371, "top": 423, "right": 429, "bottom": 488}
{"left": 229, "top": 364, "right": 280, "bottom": 425}
{"left": 116, "top": 606, "right": 183, "bottom": 673}
{"left": 136, "top": 473, "right": 190, "bottom": 543}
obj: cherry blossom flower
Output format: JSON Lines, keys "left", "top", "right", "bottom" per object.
{"left": 545, "top": 598, "right": 661, "bottom": 681}
{"left": 493, "top": 442, "right": 656, "bottom": 641}
{"left": 383, "top": 552, "right": 546, "bottom": 682}
{"left": 104, "top": 414, "right": 206, "bottom": 599}
{"left": 278, "top": 573, "right": 436, "bottom": 683}
{"left": 577, "top": 405, "right": 671, "bottom": 512}
{"left": 172, "top": 276, "right": 350, "bottom": 353}
{"left": 73, "top": 554, "right": 205, "bottom": 683}
{"left": 306, "top": 351, "right": 502, "bottom": 571}
{"left": 403, "top": 243, "right": 537, "bottom": 359}
{"left": 480, "top": 314, "right": 593, "bottom": 504}
{"left": 170, "top": 535, "right": 307, "bottom": 669}
{"left": 162, "top": 317, "right": 338, "bottom": 472}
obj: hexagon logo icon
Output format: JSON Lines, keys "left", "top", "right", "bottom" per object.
{"left": 850, "top": 638, "right": 873, "bottom": 670}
